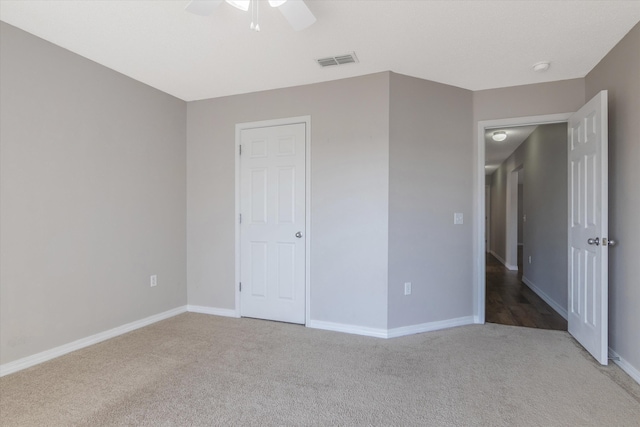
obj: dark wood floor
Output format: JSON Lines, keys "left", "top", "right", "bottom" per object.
{"left": 485, "top": 249, "right": 567, "bottom": 331}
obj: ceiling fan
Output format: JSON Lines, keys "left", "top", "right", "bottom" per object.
{"left": 185, "top": 0, "right": 316, "bottom": 31}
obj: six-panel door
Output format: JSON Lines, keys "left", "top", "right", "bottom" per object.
{"left": 240, "top": 123, "right": 306, "bottom": 324}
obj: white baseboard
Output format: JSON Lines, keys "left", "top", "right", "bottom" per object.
{"left": 489, "top": 250, "right": 504, "bottom": 263}
{"left": 521, "top": 276, "right": 568, "bottom": 320}
{"left": 306, "top": 320, "right": 388, "bottom": 338}
{"left": 489, "top": 250, "right": 518, "bottom": 270}
{"left": 0, "top": 305, "right": 188, "bottom": 377}
{"left": 386, "top": 316, "right": 476, "bottom": 338}
{"left": 608, "top": 348, "right": 640, "bottom": 385}
{"left": 307, "top": 316, "right": 475, "bottom": 339}
{"left": 187, "top": 305, "right": 239, "bottom": 318}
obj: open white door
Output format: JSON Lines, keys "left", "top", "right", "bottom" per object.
{"left": 567, "top": 90, "right": 609, "bottom": 365}
{"left": 239, "top": 123, "right": 306, "bottom": 324}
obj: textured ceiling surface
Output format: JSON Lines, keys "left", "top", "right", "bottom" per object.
{"left": 1, "top": 1, "right": 639, "bottom": 101}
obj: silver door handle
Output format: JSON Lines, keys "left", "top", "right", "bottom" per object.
{"left": 605, "top": 238, "right": 616, "bottom": 247}
{"left": 587, "top": 237, "right": 600, "bottom": 246}
{"left": 295, "top": 231, "right": 302, "bottom": 238}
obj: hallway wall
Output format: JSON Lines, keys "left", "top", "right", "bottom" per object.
{"left": 520, "top": 124, "right": 568, "bottom": 314}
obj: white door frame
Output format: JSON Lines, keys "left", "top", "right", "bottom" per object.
{"left": 485, "top": 184, "right": 491, "bottom": 253}
{"left": 474, "top": 113, "right": 572, "bottom": 323}
{"left": 235, "top": 115, "right": 312, "bottom": 324}
{"left": 505, "top": 165, "right": 523, "bottom": 270}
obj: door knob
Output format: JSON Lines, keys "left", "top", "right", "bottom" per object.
{"left": 605, "top": 238, "right": 616, "bottom": 247}
{"left": 587, "top": 237, "right": 600, "bottom": 246}
{"left": 295, "top": 231, "right": 302, "bottom": 238}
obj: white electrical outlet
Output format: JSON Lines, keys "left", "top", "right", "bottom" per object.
{"left": 454, "top": 213, "right": 463, "bottom": 225}
{"left": 150, "top": 275, "right": 157, "bottom": 287}
{"left": 404, "top": 282, "right": 412, "bottom": 295}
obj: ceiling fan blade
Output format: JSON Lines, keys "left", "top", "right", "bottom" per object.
{"left": 184, "top": 0, "right": 223, "bottom": 16}
{"left": 277, "top": 0, "right": 316, "bottom": 31}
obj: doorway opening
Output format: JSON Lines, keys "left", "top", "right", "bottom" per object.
{"left": 474, "top": 113, "right": 572, "bottom": 325}
{"left": 484, "top": 126, "right": 568, "bottom": 330}
{"left": 476, "top": 92, "right": 610, "bottom": 364}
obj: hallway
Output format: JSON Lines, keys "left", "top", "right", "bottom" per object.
{"left": 485, "top": 252, "right": 567, "bottom": 331}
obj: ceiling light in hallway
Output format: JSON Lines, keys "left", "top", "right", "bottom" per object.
{"left": 492, "top": 131, "right": 507, "bottom": 142}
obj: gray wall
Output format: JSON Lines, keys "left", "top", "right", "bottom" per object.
{"left": 490, "top": 124, "right": 568, "bottom": 310}
{"left": 187, "top": 73, "right": 390, "bottom": 329}
{"left": 387, "top": 73, "right": 473, "bottom": 329}
{"left": 521, "top": 124, "right": 567, "bottom": 309}
{"left": 585, "top": 22, "right": 640, "bottom": 372}
{"left": 473, "top": 79, "right": 585, "bottom": 123}
{"left": 0, "top": 23, "right": 187, "bottom": 365}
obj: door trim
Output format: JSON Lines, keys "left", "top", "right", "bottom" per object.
{"left": 485, "top": 184, "right": 490, "bottom": 254}
{"left": 505, "top": 165, "right": 523, "bottom": 271}
{"left": 474, "top": 113, "right": 572, "bottom": 323}
{"left": 235, "top": 116, "right": 311, "bottom": 324}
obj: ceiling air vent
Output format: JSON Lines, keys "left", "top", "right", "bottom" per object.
{"left": 316, "top": 52, "right": 359, "bottom": 68}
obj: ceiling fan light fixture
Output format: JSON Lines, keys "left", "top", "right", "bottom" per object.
{"left": 185, "top": 0, "right": 316, "bottom": 31}
{"left": 278, "top": 0, "right": 316, "bottom": 30}
{"left": 492, "top": 131, "right": 507, "bottom": 142}
{"left": 226, "top": 0, "right": 250, "bottom": 11}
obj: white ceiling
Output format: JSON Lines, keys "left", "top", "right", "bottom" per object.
{"left": 1, "top": 1, "right": 639, "bottom": 102}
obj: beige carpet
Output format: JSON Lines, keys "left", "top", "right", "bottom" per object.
{"left": 1, "top": 313, "right": 639, "bottom": 426}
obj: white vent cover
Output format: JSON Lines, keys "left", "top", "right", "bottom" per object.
{"left": 316, "top": 52, "right": 359, "bottom": 68}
